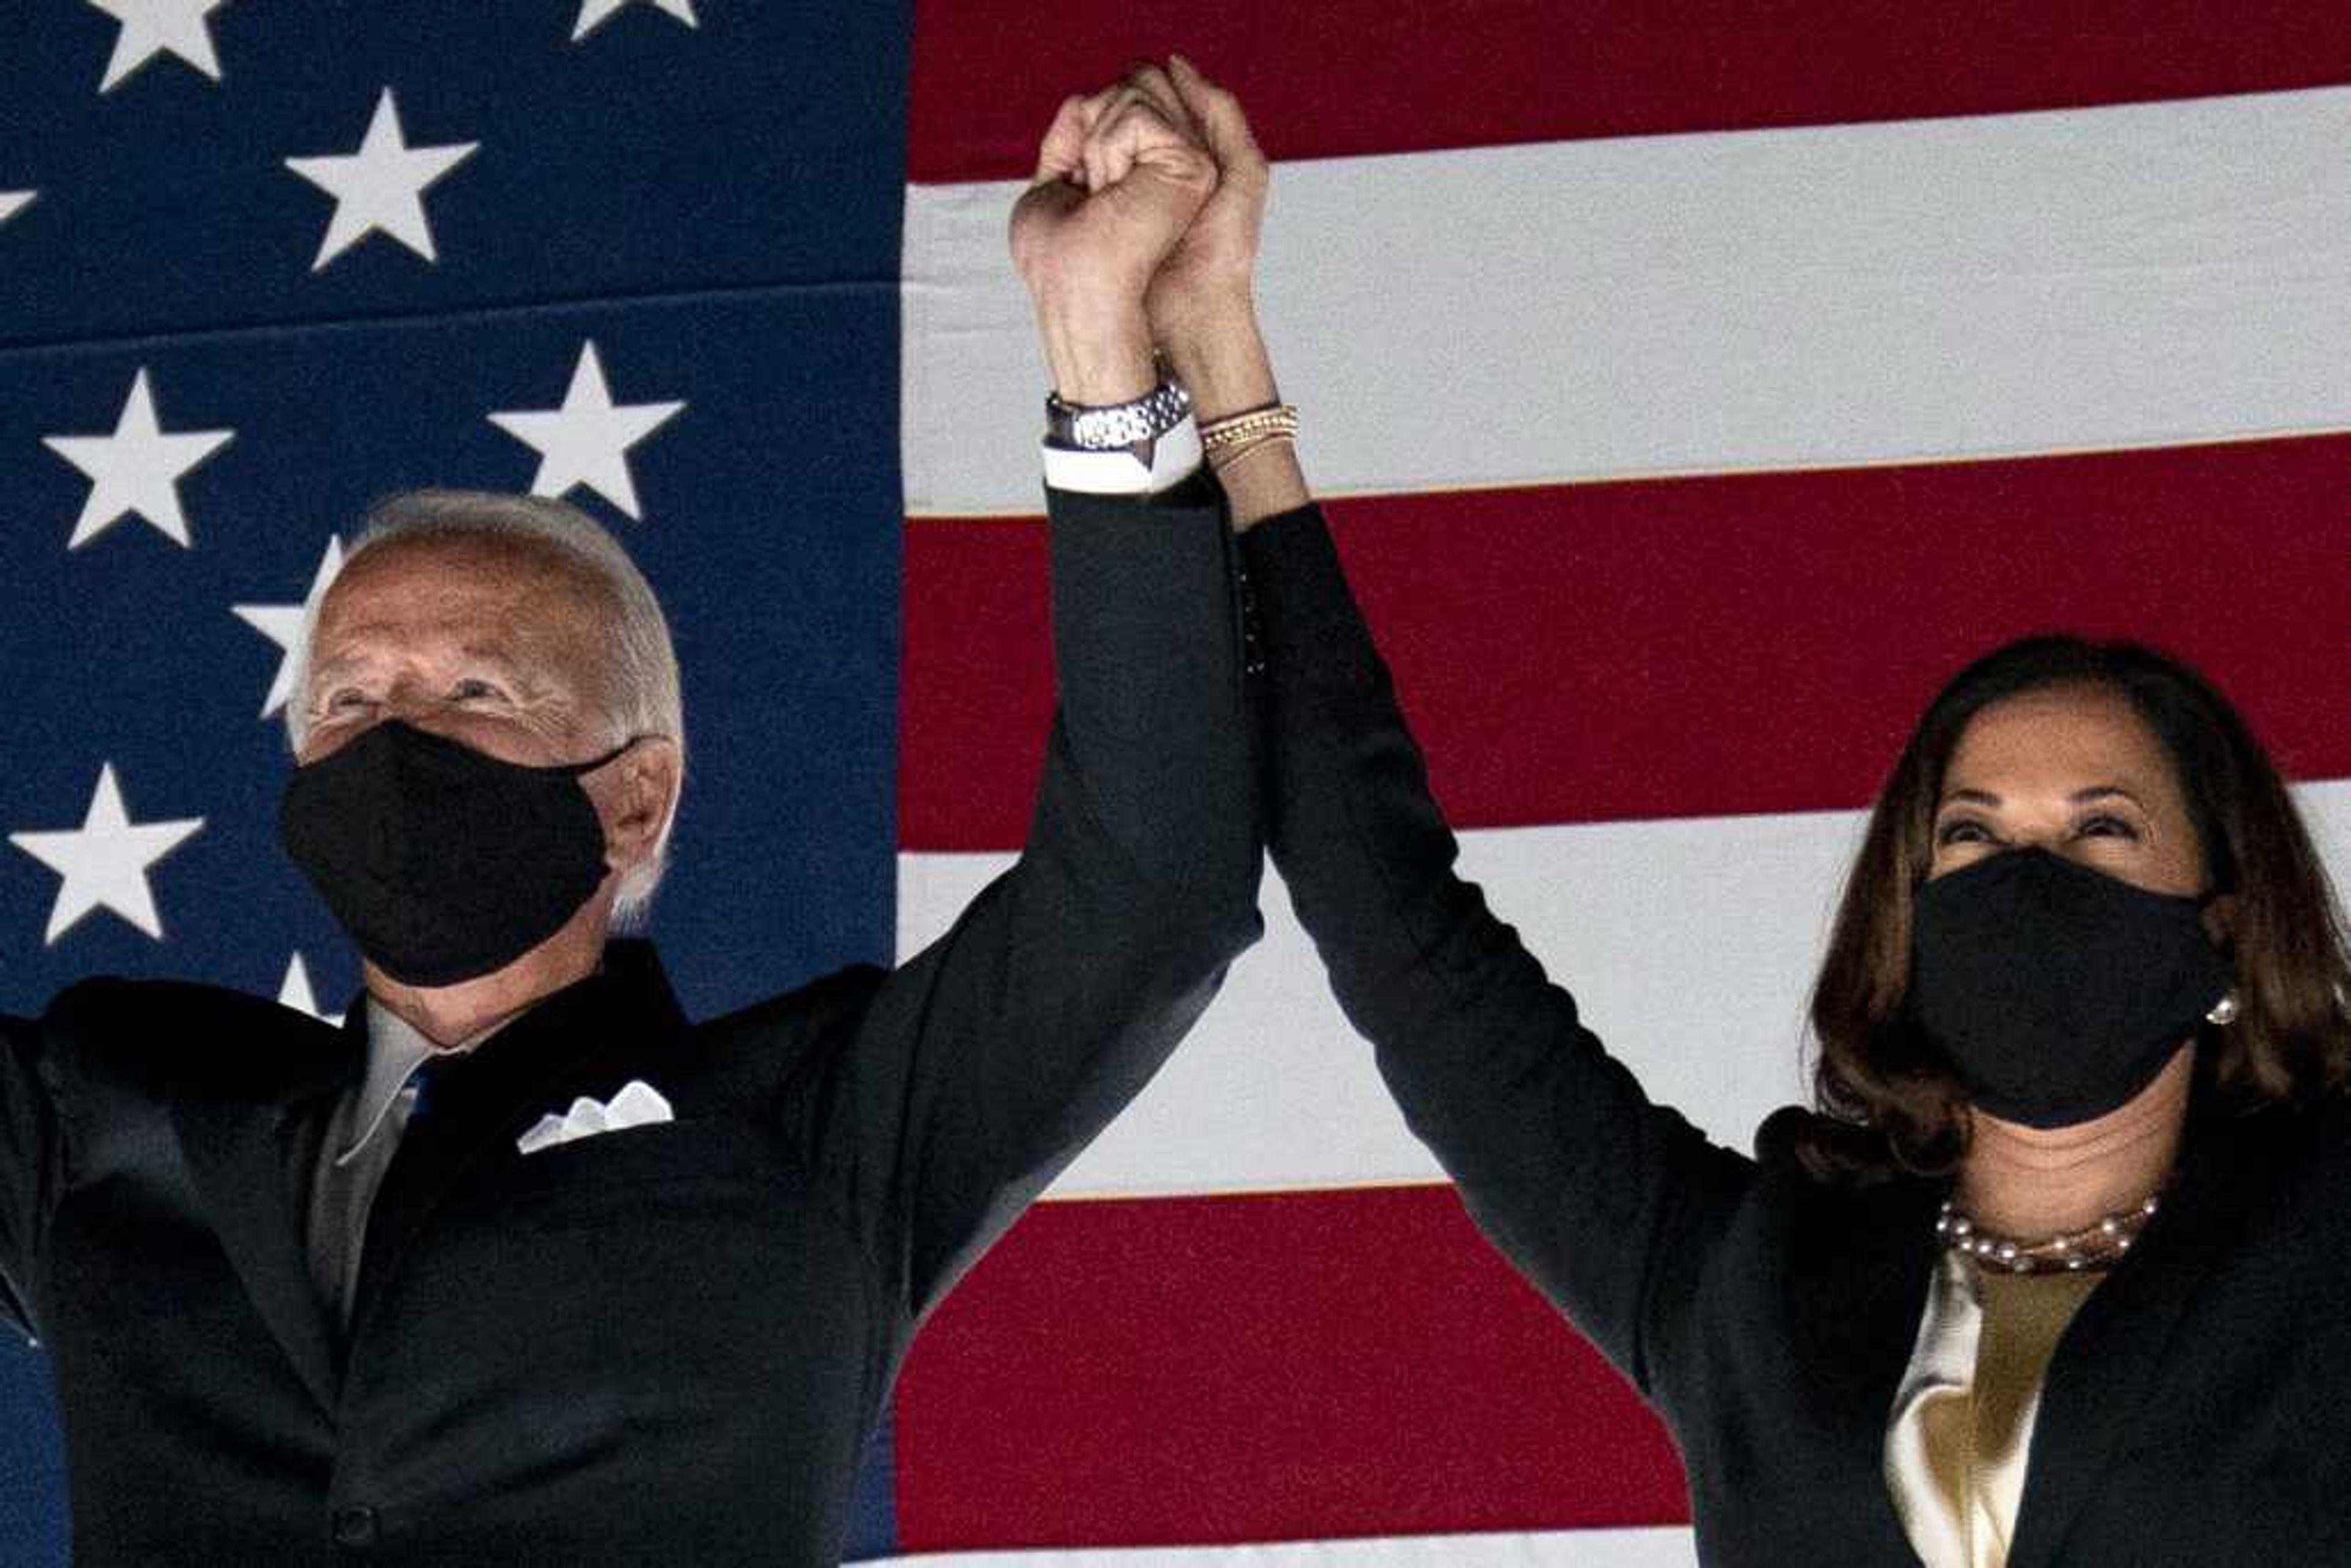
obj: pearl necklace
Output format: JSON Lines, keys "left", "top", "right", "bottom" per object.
{"left": 1935, "top": 1191, "right": 2162, "bottom": 1275}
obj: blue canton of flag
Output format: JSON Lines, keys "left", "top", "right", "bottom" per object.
{"left": 1, "top": 4, "right": 915, "bottom": 1557}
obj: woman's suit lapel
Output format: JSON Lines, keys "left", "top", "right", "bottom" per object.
{"left": 1787, "top": 1174, "right": 1946, "bottom": 1561}
{"left": 2007, "top": 1108, "right": 2271, "bottom": 1566}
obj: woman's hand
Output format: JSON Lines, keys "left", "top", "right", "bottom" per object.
{"left": 1141, "top": 58, "right": 1269, "bottom": 362}
{"left": 1136, "top": 59, "right": 1307, "bottom": 527}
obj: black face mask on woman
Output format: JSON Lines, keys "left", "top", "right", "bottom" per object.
{"left": 1907, "top": 848, "right": 2233, "bottom": 1130}
{"left": 280, "top": 721, "right": 630, "bottom": 989}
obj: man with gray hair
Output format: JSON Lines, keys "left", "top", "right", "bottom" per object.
{"left": 0, "top": 66, "right": 1256, "bottom": 1565}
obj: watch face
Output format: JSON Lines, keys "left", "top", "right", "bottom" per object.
{"left": 1075, "top": 407, "right": 1147, "bottom": 448}
{"left": 1055, "top": 383, "right": 1190, "bottom": 451}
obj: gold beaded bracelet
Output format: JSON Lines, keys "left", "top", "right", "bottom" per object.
{"left": 1207, "top": 429, "right": 1297, "bottom": 475}
{"left": 1199, "top": 403, "right": 1300, "bottom": 456}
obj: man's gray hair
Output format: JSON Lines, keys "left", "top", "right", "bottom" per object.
{"left": 287, "top": 489, "right": 686, "bottom": 927}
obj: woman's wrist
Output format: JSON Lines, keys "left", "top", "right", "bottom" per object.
{"left": 1155, "top": 293, "right": 1277, "bottom": 422}
{"left": 1152, "top": 291, "right": 1308, "bottom": 528}
{"left": 1211, "top": 438, "right": 1308, "bottom": 532}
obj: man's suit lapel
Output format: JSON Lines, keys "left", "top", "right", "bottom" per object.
{"left": 2006, "top": 1106, "right": 2272, "bottom": 1567}
{"left": 347, "top": 943, "right": 688, "bottom": 1340}
{"left": 168, "top": 1003, "right": 363, "bottom": 1419}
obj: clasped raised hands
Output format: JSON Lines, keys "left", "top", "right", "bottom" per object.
{"left": 1013, "top": 58, "right": 1299, "bottom": 522}
{"left": 1013, "top": 65, "right": 1216, "bottom": 304}
{"left": 1013, "top": 58, "right": 1269, "bottom": 407}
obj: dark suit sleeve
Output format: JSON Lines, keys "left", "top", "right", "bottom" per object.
{"left": 785, "top": 476, "right": 1262, "bottom": 1318}
{"left": 0, "top": 1012, "right": 67, "bottom": 1340}
{"left": 1242, "top": 503, "right": 1751, "bottom": 1392}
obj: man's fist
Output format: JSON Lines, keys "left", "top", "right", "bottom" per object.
{"left": 1012, "top": 67, "right": 1220, "bottom": 302}
{"left": 1013, "top": 64, "right": 1219, "bottom": 403}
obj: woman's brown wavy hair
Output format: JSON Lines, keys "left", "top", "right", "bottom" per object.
{"left": 1800, "top": 635, "right": 2351, "bottom": 1182}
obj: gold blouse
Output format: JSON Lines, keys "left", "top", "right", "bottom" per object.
{"left": 1884, "top": 1250, "right": 2103, "bottom": 1567}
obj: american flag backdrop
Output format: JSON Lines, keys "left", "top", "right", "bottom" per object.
{"left": 6, "top": 4, "right": 2351, "bottom": 1565}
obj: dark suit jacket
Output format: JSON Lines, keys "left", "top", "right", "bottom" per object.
{"left": 1242, "top": 504, "right": 2351, "bottom": 1565}
{"left": 0, "top": 482, "right": 1263, "bottom": 1566}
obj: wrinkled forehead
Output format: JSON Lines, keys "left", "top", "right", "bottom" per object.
{"left": 308, "top": 533, "right": 615, "bottom": 685}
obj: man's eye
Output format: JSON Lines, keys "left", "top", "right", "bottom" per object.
{"left": 326, "top": 691, "right": 372, "bottom": 711}
{"left": 451, "top": 679, "right": 504, "bottom": 701}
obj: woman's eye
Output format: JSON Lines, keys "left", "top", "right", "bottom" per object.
{"left": 1935, "top": 819, "right": 1992, "bottom": 847}
{"left": 2077, "top": 814, "right": 2140, "bottom": 841}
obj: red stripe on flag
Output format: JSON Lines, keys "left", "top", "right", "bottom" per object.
{"left": 901, "top": 435, "right": 2351, "bottom": 852}
{"left": 907, "top": 3, "right": 2351, "bottom": 182}
{"left": 892, "top": 1185, "right": 1689, "bottom": 1548}
{"left": 899, "top": 517, "right": 1054, "bottom": 853}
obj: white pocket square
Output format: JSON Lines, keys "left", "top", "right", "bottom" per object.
{"left": 516, "top": 1079, "right": 673, "bottom": 1156}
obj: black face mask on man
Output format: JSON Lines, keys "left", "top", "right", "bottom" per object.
{"left": 280, "top": 721, "right": 631, "bottom": 989}
{"left": 1907, "top": 848, "right": 2233, "bottom": 1130}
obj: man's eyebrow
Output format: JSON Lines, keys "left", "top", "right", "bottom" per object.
{"left": 303, "top": 655, "right": 362, "bottom": 689}
{"left": 453, "top": 645, "right": 528, "bottom": 673}
{"left": 307, "top": 645, "right": 533, "bottom": 680}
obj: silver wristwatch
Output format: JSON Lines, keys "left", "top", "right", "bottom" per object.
{"left": 1044, "top": 378, "right": 1193, "bottom": 451}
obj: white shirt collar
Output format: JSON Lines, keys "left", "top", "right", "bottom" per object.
{"left": 332, "top": 1001, "right": 457, "bottom": 1168}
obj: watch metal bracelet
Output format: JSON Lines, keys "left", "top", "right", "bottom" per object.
{"left": 1045, "top": 379, "right": 1193, "bottom": 451}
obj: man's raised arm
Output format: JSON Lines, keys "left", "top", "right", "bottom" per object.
{"left": 769, "top": 65, "right": 1262, "bottom": 1316}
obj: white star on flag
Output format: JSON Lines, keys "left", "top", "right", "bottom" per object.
{"left": 277, "top": 953, "right": 345, "bottom": 1028}
{"left": 284, "top": 88, "right": 478, "bottom": 271}
{"left": 233, "top": 537, "right": 347, "bottom": 719}
{"left": 9, "top": 765, "right": 205, "bottom": 945}
{"left": 572, "top": 0, "right": 697, "bottom": 42}
{"left": 0, "top": 191, "right": 35, "bottom": 226}
{"left": 488, "top": 340, "right": 685, "bottom": 520}
{"left": 42, "top": 367, "right": 235, "bottom": 550}
{"left": 83, "top": 0, "right": 227, "bottom": 93}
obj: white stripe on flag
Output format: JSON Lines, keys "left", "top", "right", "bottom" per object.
{"left": 898, "top": 782, "right": 2351, "bottom": 1198}
{"left": 902, "top": 86, "right": 2351, "bottom": 516}
{"left": 887, "top": 1526, "right": 1698, "bottom": 1567}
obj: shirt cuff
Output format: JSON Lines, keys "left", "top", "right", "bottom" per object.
{"left": 1040, "top": 415, "right": 1204, "bottom": 495}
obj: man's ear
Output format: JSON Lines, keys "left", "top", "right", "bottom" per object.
{"left": 593, "top": 737, "right": 683, "bottom": 869}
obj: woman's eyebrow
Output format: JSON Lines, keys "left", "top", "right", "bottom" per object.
{"left": 1937, "top": 784, "right": 2148, "bottom": 809}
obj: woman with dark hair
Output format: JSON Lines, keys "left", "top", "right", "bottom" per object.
{"left": 1120, "top": 59, "right": 2351, "bottom": 1566}
{"left": 1807, "top": 635, "right": 2350, "bottom": 1184}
